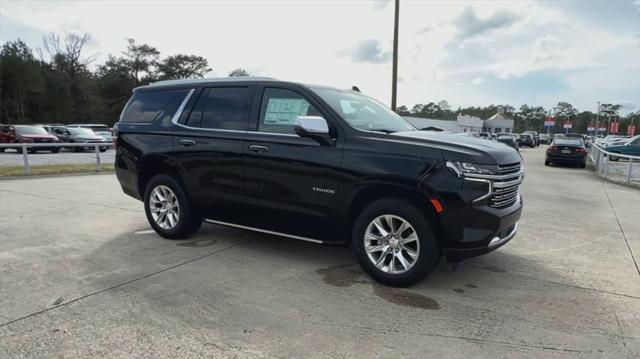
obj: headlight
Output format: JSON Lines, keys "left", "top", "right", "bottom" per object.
{"left": 446, "top": 161, "right": 497, "bottom": 177}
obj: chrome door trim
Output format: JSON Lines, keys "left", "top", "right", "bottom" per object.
{"left": 204, "top": 219, "right": 323, "bottom": 244}
{"left": 170, "top": 88, "right": 195, "bottom": 125}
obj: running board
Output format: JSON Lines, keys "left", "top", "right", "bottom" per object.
{"left": 203, "top": 219, "right": 324, "bottom": 244}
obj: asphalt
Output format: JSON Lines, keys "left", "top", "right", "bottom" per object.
{"left": 0, "top": 147, "right": 638, "bottom": 358}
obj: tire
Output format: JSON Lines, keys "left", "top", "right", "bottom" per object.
{"left": 51, "top": 148, "right": 60, "bottom": 154}
{"left": 352, "top": 198, "right": 440, "bottom": 287}
{"left": 0, "top": 148, "right": 4, "bottom": 153}
{"left": 73, "top": 147, "right": 81, "bottom": 153}
{"left": 545, "top": 160, "right": 550, "bottom": 166}
{"left": 99, "top": 148, "right": 107, "bottom": 152}
{"left": 580, "top": 161, "right": 586, "bottom": 168}
{"left": 609, "top": 154, "right": 619, "bottom": 161}
{"left": 144, "top": 174, "right": 202, "bottom": 239}
{"left": 28, "top": 148, "right": 37, "bottom": 154}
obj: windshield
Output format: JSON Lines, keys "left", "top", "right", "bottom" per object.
{"left": 15, "top": 126, "right": 48, "bottom": 135}
{"left": 311, "top": 88, "right": 415, "bottom": 133}
{"left": 68, "top": 127, "right": 97, "bottom": 136}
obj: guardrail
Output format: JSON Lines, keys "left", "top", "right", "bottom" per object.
{"left": 589, "top": 143, "right": 640, "bottom": 186}
{"left": 0, "top": 143, "right": 113, "bottom": 176}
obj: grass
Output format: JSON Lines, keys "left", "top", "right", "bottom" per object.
{"left": 0, "top": 163, "right": 114, "bottom": 177}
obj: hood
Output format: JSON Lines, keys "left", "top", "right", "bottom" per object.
{"left": 388, "top": 131, "right": 522, "bottom": 165}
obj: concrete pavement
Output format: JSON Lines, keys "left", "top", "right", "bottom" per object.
{"left": 0, "top": 147, "right": 638, "bottom": 358}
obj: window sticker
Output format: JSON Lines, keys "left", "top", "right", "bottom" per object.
{"left": 263, "top": 98, "right": 310, "bottom": 125}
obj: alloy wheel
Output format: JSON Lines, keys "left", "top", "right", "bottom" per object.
{"left": 364, "top": 215, "right": 420, "bottom": 275}
{"left": 149, "top": 185, "right": 180, "bottom": 230}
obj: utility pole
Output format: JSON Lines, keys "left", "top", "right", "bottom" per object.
{"left": 391, "top": 0, "right": 399, "bottom": 111}
{"left": 595, "top": 101, "right": 600, "bottom": 136}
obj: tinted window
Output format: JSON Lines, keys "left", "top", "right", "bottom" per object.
{"left": 201, "top": 87, "right": 251, "bottom": 130}
{"left": 554, "top": 139, "right": 583, "bottom": 146}
{"left": 121, "top": 89, "right": 188, "bottom": 123}
{"left": 185, "top": 89, "right": 208, "bottom": 128}
{"left": 259, "top": 88, "right": 321, "bottom": 134}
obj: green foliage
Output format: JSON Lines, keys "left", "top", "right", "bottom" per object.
{"left": 228, "top": 68, "right": 250, "bottom": 77}
{"left": 1, "top": 34, "right": 212, "bottom": 125}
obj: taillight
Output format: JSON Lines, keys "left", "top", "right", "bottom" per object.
{"left": 575, "top": 147, "right": 586, "bottom": 153}
{"left": 547, "top": 146, "right": 557, "bottom": 153}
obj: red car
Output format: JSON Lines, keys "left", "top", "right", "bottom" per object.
{"left": 0, "top": 125, "right": 60, "bottom": 153}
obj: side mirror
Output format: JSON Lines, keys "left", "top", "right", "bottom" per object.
{"left": 294, "top": 116, "right": 333, "bottom": 145}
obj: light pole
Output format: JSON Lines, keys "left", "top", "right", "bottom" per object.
{"left": 391, "top": 0, "right": 399, "bottom": 111}
{"left": 595, "top": 101, "right": 600, "bottom": 136}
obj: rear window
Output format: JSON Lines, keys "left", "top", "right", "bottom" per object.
{"left": 121, "top": 89, "right": 189, "bottom": 123}
{"left": 554, "top": 139, "right": 583, "bottom": 146}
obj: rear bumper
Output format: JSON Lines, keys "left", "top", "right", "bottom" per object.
{"left": 547, "top": 154, "right": 586, "bottom": 163}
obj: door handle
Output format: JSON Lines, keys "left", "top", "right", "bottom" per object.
{"left": 179, "top": 139, "right": 197, "bottom": 146}
{"left": 248, "top": 145, "right": 269, "bottom": 153}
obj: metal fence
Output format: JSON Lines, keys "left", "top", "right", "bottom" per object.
{"left": 0, "top": 143, "right": 113, "bottom": 176}
{"left": 589, "top": 143, "right": 640, "bottom": 186}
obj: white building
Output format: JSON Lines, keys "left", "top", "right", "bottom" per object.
{"left": 483, "top": 112, "right": 514, "bottom": 134}
{"left": 456, "top": 114, "right": 483, "bottom": 133}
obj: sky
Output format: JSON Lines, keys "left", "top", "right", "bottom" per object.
{"left": 1, "top": 0, "right": 639, "bottom": 113}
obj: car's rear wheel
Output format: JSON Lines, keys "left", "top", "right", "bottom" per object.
{"left": 0, "top": 148, "right": 4, "bottom": 153}
{"left": 144, "top": 175, "right": 202, "bottom": 239}
{"left": 609, "top": 153, "right": 620, "bottom": 161}
{"left": 352, "top": 198, "right": 439, "bottom": 287}
{"left": 51, "top": 148, "right": 60, "bottom": 154}
{"left": 545, "top": 160, "right": 550, "bottom": 166}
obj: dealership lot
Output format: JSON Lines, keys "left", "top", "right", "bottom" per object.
{"left": 0, "top": 148, "right": 638, "bottom": 358}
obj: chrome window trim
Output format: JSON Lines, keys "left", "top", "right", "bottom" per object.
{"left": 170, "top": 88, "right": 195, "bottom": 125}
{"left": 204, "top": 219, "right": 323, "bottom": 244}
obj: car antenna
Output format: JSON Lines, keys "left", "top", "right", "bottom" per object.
{"left": 352, "top": 86, "right": 361, "bottom": 92}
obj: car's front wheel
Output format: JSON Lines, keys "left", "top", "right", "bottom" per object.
{"left": 144, "top": 175, "right": 202, "bottom": 239}
{"left": 352, "top": 198, "right": 440, "bottom": 287}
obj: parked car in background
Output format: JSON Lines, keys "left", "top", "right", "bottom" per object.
{"left": 65, "top": 127, "right": 110, "bottom": 152}
{"left": 68, "top": 124, "right": 113, "bottom": 142}
{"left": 522, "top": 131, "right": 539, "bottom": 146}
{"left": 0, "top": 125, "right": 60, "bottom": 153}
{"left": 496, "top": 134, "right": 519, "bottom": 150}
{"left": 115, "top": 77, "right": 524, "bottom": 287}
{"left": 605, "top": 135, "right": 640, "bottom": 160}
{"left": 538, "top": 134, "right": 551, "bottom": 144}
{"left": 477, "top": 132, "right": 491, "bottom": 140}
{"left": 545, "top": 137, "right": 587, "bottom": 167}
{"left": 519, "top": 134, "right": 535, "bottom": 147}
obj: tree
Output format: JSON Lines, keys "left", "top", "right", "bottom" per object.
{"left": 0, "top": 40, "right": 42, "bottom": 123}
{"left": 228, "top": 68, "right": 250, "bottom": 77}
{"left": 553, "top": 102, "right": 578, "bottom": 118}
{"left": 156, "top": 55, "right": 210, "bottom": 80}
{"left": 395, "top": 105, "right": 410, "bottom": 116}
{"left": 515, "top": 105, "right": 546, "bottom": 132}
{"left": 122, "top": 38, "right": 160, "bottom": 85}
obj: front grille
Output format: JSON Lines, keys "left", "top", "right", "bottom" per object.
{"left": 498, "top": 162, "right": 521, "bottom": 175}
{"left": 489, "top": 184, "right": 519, "bottom": 208}
{"left": 490, "top": 162, "right": 522, "bottom": 209}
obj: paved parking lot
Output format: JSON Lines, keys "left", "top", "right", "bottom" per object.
{"left": 0, "top": 149, "right": 115, "bottom": 167}
{"left": 0, "top": 148, "right": 638, "bottom": 358}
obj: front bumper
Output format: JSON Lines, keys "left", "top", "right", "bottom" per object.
{"left": 435, "top": 162, "right": 524, "bottom": 263}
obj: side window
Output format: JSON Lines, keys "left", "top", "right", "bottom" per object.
{"left": 121, "top": 89, "right": 188, "bottom": 123}
{"left": 201, "top": 87, "right": 252, "bottom": 130}
{"left": 258, "top": 88, "right": 322, "bottom": 134}
{"left": 185, "top": 89, "right": 208, "bottom": 128}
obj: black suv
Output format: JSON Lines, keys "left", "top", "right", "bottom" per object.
{"left": 115, "top": 78, "right": 523, "bottom": 286}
